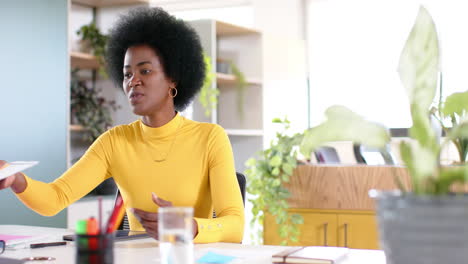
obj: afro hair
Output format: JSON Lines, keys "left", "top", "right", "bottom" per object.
{"left": 106, "top": 7, "right": 205, "bottom": 111}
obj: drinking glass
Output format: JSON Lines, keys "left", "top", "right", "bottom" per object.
{"left": 158, "top": 207, "right": 194, "bottom": 264}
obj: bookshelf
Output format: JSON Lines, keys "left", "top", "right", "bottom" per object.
{"left": 70, "top": 51, "right": 99, "bottom": 70}
{"left": 188, "top": 20, "right": 263, "bottom": 172}
{"left": 69, "top": 124, "right": 85, "bottom": 132}
{"left": 216, "top": 73, "right": 262, "bottom": 86}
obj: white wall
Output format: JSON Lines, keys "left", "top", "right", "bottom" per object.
{"left": 252, "top": 0, "right": 309, "bottom": 145}
{"left": 0, "top": 0, "right": 69, "bottom": 227}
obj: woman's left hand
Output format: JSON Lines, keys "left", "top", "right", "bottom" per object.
{"left": 132, "top": 192, "right": 172, "bottom": 240}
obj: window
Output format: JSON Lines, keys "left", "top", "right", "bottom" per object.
{"left": 306, "top": 0, "right": 468, "bottom": 128}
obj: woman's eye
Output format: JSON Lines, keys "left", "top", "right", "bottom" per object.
{"left": 124, "top": 72, "right": 132, "bottom": 79}
{"left": 141, "top": 69, "right": 151, "bottom": 75}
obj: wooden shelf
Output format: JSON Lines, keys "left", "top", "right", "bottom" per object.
{"left": 216, "top": 21, "right": 260, "bottom": 36}
{"left": 225, "top": 129, "right": 263, "bottom": 136}
{"left": 216, "top": 73, "right": 262, "bottom": 86}
{"left": 70, "top": 51, "right": 100, "bottom": 70}
{"left": 72, "top": 0, "right": 149, "bottom": 7}
{"left": 70, "top": 124, "right": 86, "bottom": 131}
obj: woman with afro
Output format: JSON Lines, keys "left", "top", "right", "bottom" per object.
{"left": 0, "top": 7, "right": 244, "bottom": 243}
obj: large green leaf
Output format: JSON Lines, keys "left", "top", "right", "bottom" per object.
{"left": 409, "top": 104, "right": 438, "bottom": 151}
{"left": 397, "top": 6, "right": 441, "bottom": 193}
{"left": 398, "top": 6, "right": 439, "bottom": 112}
{"left": 441, "top": 91, "right": 468, "bottom": 117}
{"left": 299, "top": 105, "right": 390, "bottom": 158}
{"left": 399, "top": 140, "right": 437, "bottom": 193}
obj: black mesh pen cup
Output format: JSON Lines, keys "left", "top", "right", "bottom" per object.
{"left": 75, "top": 233, "right": 114, "bottom": 264}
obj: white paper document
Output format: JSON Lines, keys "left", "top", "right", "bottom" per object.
{"left": 0, "top": 161, "right": 39, "bottom": 181}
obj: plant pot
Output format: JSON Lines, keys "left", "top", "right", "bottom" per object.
{"left": 79, "top": 39, "right": 93, "bottom": 54}
{"left": 370, "top": 190, "right": 468, "bottom": 264}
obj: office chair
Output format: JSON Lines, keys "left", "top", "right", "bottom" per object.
{"left": 314, "top": 146, "right": 340, "bottom": 164}
{"left": 116, "top": 172, "right": 246, "bottom": 230}
{"left": 353, "top": 143, "right": 396, "bottom": 165}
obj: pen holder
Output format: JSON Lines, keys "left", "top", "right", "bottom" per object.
{"left": 75, "top": 233, "right": 114, "bottom": 264}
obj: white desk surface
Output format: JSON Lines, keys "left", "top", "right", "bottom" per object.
{"left": 0, "top": 225, "right": 386, "bottom": 264}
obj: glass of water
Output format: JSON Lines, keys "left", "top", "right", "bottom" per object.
{"left": 158, "top": 207, "right": 194, "bottom": 264}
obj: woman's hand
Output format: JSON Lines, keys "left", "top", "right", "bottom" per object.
{"left": 0, "top": 160, "right": 26, "bottom": 193}
{"left": 132, "top": 193, "right": 173, "bottom": 240}
{"left": 132, "top": 193, "right": 199, "bottom": 240}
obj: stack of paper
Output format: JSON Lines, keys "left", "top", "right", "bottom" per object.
{"left": 0, "top": 161, "right": 38, "bottom": 181}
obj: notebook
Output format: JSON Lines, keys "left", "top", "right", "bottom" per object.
{"left": 272, "top": 246, "right": 349, "bottom": 264}
{"left": 0, "top": 161, "right": 39, "bottom": 181}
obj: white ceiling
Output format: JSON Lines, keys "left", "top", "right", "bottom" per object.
{"left": 150, "top": 0, "right": 252, "bottom": 11}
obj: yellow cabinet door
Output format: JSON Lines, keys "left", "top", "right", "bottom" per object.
{"left": 337, "top": 213, "right": 379, "bottom": 249}
{"left": 264, "top": 211, "right": 337, "bottom": 246}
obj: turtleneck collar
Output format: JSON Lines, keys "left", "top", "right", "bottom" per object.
{"left": 139, "top": 112, "right": 183, "bottom": 139}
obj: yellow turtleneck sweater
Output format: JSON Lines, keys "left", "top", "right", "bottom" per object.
{"left": 15, "top": 114, "right": 244, "bottom": 243}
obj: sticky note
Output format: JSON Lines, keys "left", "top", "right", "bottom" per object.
{"left": 196, "top": 251, "right": 236, "bottom": 263}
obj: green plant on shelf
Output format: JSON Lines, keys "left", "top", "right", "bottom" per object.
{"left": 245, "top": 117, "right": 304, "bottom": 245}
{"left": 199, "top": 57, "right": 248, "bottom": 120}
{"left": 230, "top": 62, "right": 247, "bottom": 120}
{"left": 71, "top": 70, "right": 119, "bottom": 142}
{"left": 76, "top": 22, "right": 108, "bottom": 78}
{"left": 198, "top": 54, "right": 218, "bottom": 117}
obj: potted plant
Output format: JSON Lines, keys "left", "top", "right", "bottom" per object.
{"left": 76, "top": 22, "right": 108, "bottom": 77}
{"left": 245, "top": 117, "right": 304, "bottom": 245}
{"left": 230, "top": 61, "right": 248, "bottom": 120}
{"left": 70, "top": 70, "right": 119, "bottom": 143}
{"left": 199, "top": 56, "right": 247, "bottom": 119}
{"left": 432, "top": 90, "right": 468, "bottom": 163}
{"left": 300, "top": 6, "right": 468, "bottom": 264}
{"left": 198, "top": 54, "right": 218, "bottom": 117}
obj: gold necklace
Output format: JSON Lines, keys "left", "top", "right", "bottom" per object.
{"left": 142, "top": 118, "right": 183, "bottom": 162}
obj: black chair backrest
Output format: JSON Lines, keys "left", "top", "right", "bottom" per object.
{"left": 116, "top": 171, "right": 246, "bottom": 230}
{"left": 353, "top": 143, "right": 396, "bottom": 165}
{"left": 314, "top": 146, "right": 340, "bottom": 164}
{"left": 236, "top": 172, "right": 246, "bottom": 205}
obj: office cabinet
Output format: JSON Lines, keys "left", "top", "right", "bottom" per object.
{"left": 264, "top": 209, "right": 379, "bottom": 249}
{"left": 337, "top": 212, "right": 379, "bottom": 249}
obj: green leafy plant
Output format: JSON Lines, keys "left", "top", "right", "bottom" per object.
{"left": 76, "top": 22, "right": 108, "bottom": 77}
{"left": 198, "top": 57, "right": 247, "bottom": 119}
{"left": 432, "top": 90, "right": 468, "bottom": 163}
{"left": 71, "top": 70, "right": 119, "bottom": 142}
{"left": 301, "top": 6, "right": 468, "bottom": 195}
{"left": 245, "top": 117, "right": 304, "bottom": 245}
{"left": 230, "top": 62, "right": 247, "bottom": 119}
{"left": 199, "top": 54, "right": 219, "bottom": 117}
